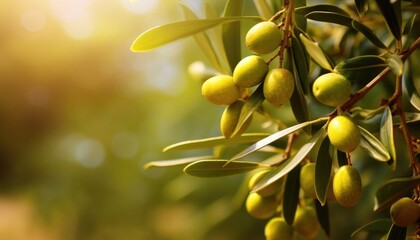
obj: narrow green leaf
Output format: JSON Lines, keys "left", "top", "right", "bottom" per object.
{"left": 144, "top": 155, "right": 214, "bottom": 169}
{"left": 315, "top": 200, "right": 330, "bottom": 237}
{"left": 359, "top": 126, "right": 391, "bottom": 162}
{"left": 374, "top": 175, "right": 420, "bottom": 211}
{"left": 402, "top": 14, "right": 419, "bottom": 49}
{"left": 386, "top": 224, "right": 406, "bottom": 240}
{"left": 232, "top": 84, "right": 265, "bottom": 137}
{"left": 222, "top": 0, "right": 244, "bottom": 71}
{"left": 183, "top": 159, "right": 264, "bottom": 177}
{"left": 335, "top": 55, "right": 387, "bottom": 84}
{"left": 252, "top": 128, "right": 327, "bottom": 193}
{"left": 295, "top": 4, "right": 351, "bottom": 16}
{"left": 294, "top": 0, "right": 308, "bottom": 31}
{"left": 291, "top": 36, "right": 309, "bottom": 94}
{"left": 374, "top": 0, "right": 402, "bottom": 40}
{"left": 163, "top": 133, "right": 270, "bottom": 152}
{"left": 305, "top": 11, "right": 353, "bottom": 28}
{"left": 403, "top": 58, "right": 420, "bottom": 111}
{"left": 282, "top": 164, "right": 301, "bottom": 225}
{"left": 387, "top": 54, "right": 404, "bottom": 77}
{"left": 351, "top": 219, "right": 392, "bottom": 238}
{"left": 411, "top": 92, "right": 420, "bottom": 111}
{"left": 351, "top": 20, "right": 388, "bottom": 49}
{"left": 252, "top": 0, "right": 274, "bottom": 20}
{"left": 131, "top": 16, "right": 261, "bottom": 52}
{"left": 299, "top": 34, "right": 334, "bottom": 71}
{"left": 393, "top": 112, "right": 420, "bottom": 124}
{"left": 315, "top": 137, "right": 333, "bottom": 206}
{"left": 354, "top": 0, "right": 369, "bottom": 16}
{"left": 232, "top": 118, "right": 327, "bottom": 160}
{"left": 179, "top": 3, "right": 225, "bottom": 73}
{"left": 380, "top": 106, "right": 397, "bottom": 170}
{"left": 336, "top": 149, "right": 347, "bottom": 167}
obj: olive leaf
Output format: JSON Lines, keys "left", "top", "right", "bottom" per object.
{"left": 163, "top": 133, "right": 270, "bottom": 152}
{"left": 315, "top": 200, "right": 330, "bottom": 237}
{"left": 335, "top": 55, "right": 387, "bottom": 83}
{"left": 386, "top": 54, "right": 403, "bottom": 77}
{"left": 351, "top": 20, "right": 388, "bottom": 49}
{"left": 282, "top": 164, "right": 301, "bottom": 225}
{"left": 222, "top": 0, "right": 244, "bottom": 71}
{"left": 402, "top": 13, "right": 419, "bottom": 49}
{"left": 291, "top": 36, "right": 309, "bottom": 94}
{"left": 183, "top": 159, "right": 265, "bottom": 177}
{"left": 131, "top": 16, "right": 261, "bottom": 52}
{"left": 252, "top": 0, "right": 274, "bottom": 20}
{"left": 144, "top": 155, "right": 215, "bottom": 169}
{"left": 358, "top": 126, "right": 391, "bottom": 162}
{"left": 299, "top": 33, "right": 334, "bottom": 71}
{"left": 374, "top": 0, "right": 402, "bottom": 40}
{"left": 315, "top": 137, "right": 333, "bottom": 206}
{"left": 393, "top": 112, "right": 420, "bottom": 124}
{"left": 386, "top": 224, "right": 406, "bottom": 240}
{"left": 380, "top": 106, "right": 397, "bottom": 170}
{"left": 351, "top": 219, "right": 392, "bottom": 238}
{"left": 252, "top": 128, "right": 327, "bottom": 193}
{"left": 373, "top": 175, "right": 420, "bottom": 212}
{"left": 354, "top": 0, "right": 369, "bottom": 16}
{"left": 295, "top": 4, "right": 351, "bottom": 16}
{"left": 231, "top": 118, "right": 327, "bottom": 160}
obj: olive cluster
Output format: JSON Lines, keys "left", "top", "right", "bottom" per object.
{"left": 199, "top": 21, "right": 295, "bottom": 138}
{"left": 245, "top": 169, "right": 321, "bottom": 239}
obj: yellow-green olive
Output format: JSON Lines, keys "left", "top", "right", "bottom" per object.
{"left": 245, "top": 21, "right": 283, "bottom": 55}
{"left": 265, "top": 217, "right": 294, "bottom": 240}
{"left": 248, "top": 169, "right": 283, "bottom": 197}
{"left": 293, "top": 206, "right": 320, "bottom": 239}
{"left": 201, "top": 75, "right": 240, "bottom": 105}
{"left": 220, "top": 100, "right": 252, "bottom": 138}
{"left": 245, "top": 192, "right": 277, "bottom": 219}
{"left": 333, "top": 165, "right": 362, "bottom": 208}
{"left": 233, "top": 55, "right": 268, "bottom": 88}
{"left": 328, "top": 116, "right": 361, "bottom": 153}
{"left": 390, "top": 197, "right": 420, "bottom": 227}
{"left": 312, "top": 73, "right": 351, "bottom": 107}
{"left": 263, "top": 68, "right": 295, "bottom": 107}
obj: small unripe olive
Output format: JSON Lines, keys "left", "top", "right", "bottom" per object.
{"left": 300, "top": 163, "right": 317, "bottom": 199}
{"left": 201, "top": 75, "right": 240, "bottom": 105}
{"left": 390, "top": 197, "right": 420, "bottom": 227}
{"left": 293, "top": 206, "right": 320, "bottom": 239}
{"left": 312, "top": 73, "right": 351, "bottom": 107}
{"left": 220, "top": 100, "right": 252, "bottom": 138}
{"left": 248, "top": 169, "right": 283, "bottom": 197}
{"left": 245, "top": 21, "right": 283, "bottom": 55}
{"left": 263, "top": 68, "right": 295, "bottom": 107}
{"left": 333, "top": 165, "right": 362, "bottom": 208}
{"left": 327, "top": 116, "right": 361, "bottom": 153}
{"left": 265, "top": 217, "right": 294, "bottom": 240}
{"left": 233, "top": 55, "right": 268, "bottom": 88}
{"left": 245, "top": 192, "right": 277, "bottom": 219}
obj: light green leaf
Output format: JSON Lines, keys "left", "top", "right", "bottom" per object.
{"left": 299, "top": 34, "right": 334, "bottom": 71}
{"left": 252, "top": 0, "right": 274, "bottom": 20}
{"left": 131, "top": 16, "right": 261, "bottom": 52}
{"left": 386, "top": 224, "right": 406, "bottom": 240}
{"left": 402, "top": 14, "right": 419, "bottom": 49}
{"left": 351, "top": 219, "right": 392, "bottom": 238}
{"left": 380, "top": 106, "right": 397, "bottom": 170}
{"left": 410, "top": 92, "right": 420, "bottom": 111}
{"left": 252, "top": 128, "right": 327, "bottom": 193}
{"left": 183, "top": 159, "right": 264, "bottom": 177}
{"left": 282, "top": 164, "right": 301, "bottom": 225}
{"left": 291, "top": 36, "right": 309, "bottom": 94}
{"left": 295, "top": 4, "right": 350, "bottom": 16}
{"left": 386, "top": 54, "right": 404, "bottom": 76}
{"left": 232, "top": 118, "right": 327, "bottom": 160}
{"left": 315, "top": 137, "right": 333, "bottom": 206}
{"left": 393, "top": 112, "right": 420, "bottom": 124}
{"left": 144, "top": 155, "right": 214, "bottom": 169}
{"left": 222, "top": 0, "right": 244, "bottom": 71}
{"left": 359, "top": 126, "right": 391, "bottom": 162}
{"left": 163, "top": 133, "right": 270, "bottom": 152}
{"left": 373, "top": 175, "right": 420, "bottom": 212}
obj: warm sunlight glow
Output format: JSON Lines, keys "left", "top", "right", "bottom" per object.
{"left": 21, "top": 9, "right": 46, "bottom": 32}
{"left": 121, "top": 0, "right": 159, "bottom": 14}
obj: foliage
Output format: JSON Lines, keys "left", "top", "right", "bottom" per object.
{"left": 134, "top": 0, "right": 420, "bottom": 239}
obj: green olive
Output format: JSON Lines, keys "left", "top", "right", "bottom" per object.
{"left": 327, "top": 116, "right": 361, "bottom": 153}
{"left": 233, "top": 55, "right": 268, "bottom": 88}
{"left": 300, "top": 163, "right": 317, "bottom": 199}
{"left": 293, "top": 206, "right": 320, "bottom": 239}
{"left": 245, "top": 192, "right": 277, "bottom": 219}
{"left": 201, "top": 75, "right": 240, "bottom": 105}
{"left": 265, "top": 217, "right": 294, "bottom": 240}
{"left": 220, "top": 100, "right": 252, "bottom": 138}
{"left": 312, "top": 73, "right": 351, "bottom": 107}
{"left": 390, "top": 197, "right": 420, "bottom": 227}
{"left": 245, "top": 21, "right": 283, "bottom": 55}
{"left": 263, "top": 68, "right": 295, "bottom": 107}
{"left": 248, "top": 169, "right": 283, "bottom": 197}
{"left": 333, "top": 165, "right": 362, "bottom": 208}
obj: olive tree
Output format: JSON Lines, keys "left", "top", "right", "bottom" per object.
{"left": 132, "top": 0, "right": 420, "bottom": 239}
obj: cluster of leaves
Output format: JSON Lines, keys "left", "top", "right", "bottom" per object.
{"left": 132, "top": 0, "right": 420, "bottom": 239}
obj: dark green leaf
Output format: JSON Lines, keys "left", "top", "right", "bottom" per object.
{"left": 232, "top": 83, "right": 265, "bottom": 137}
{"left": 386, "top": 224, "right": 406, "bottom": 240}
{"left": 232, "top": 118, "right": 327, "bottom": 160}
{"left": 282, "top": 164, "right": 301, "bottom": 225}
{"left": 252, "top": 128, "right": 327, "bottom": 193}
{"left": 336, "top": 149, "right": 347, "bottom": 167}
{"left": 295, "top": 4, "right": 351, "bottom": 16}
{"left": 359, "top": 126, "right": 391, "bottom": 162}
{"left": 163, "top": 133, "right": 270, "bottom": 152}
{"left": 315, "top": 137, "right": 333, "bottom": 206}
{"left": 374, "top": 175, "right": 420, "bottom": 211}
{"left": 291, "top": 36, "right": 309, "bottom": 94}
{"left": 305, "top": 11, "right": 353, "bottom": 27}
{"left": 131, "top": 16, "right": 261, "bottom": 52}
{"left": 380, "top": 106, "right": 397, "bottom": 170}
{"left": 351, "top": 219, "right": 392, "bottom": 238}
{"left": 351, "top": 20, "right": 388, "bottom": 49}
{"left": 222, "top": 0, "right": 244, "bottom": 71}
{"left": 355, "top": 0, "right": 369, "bottom": 16}
{"left": 184, "top": 159, "right": 264, "bottom": 177}
{"left": 335, "top": 55, "right": 387, "bottom": 84}
{"left": 315, "top": 200, "right": 330, "bottom": 237}
{"left": 374, "top": 0, "right": 402, "bottom": 40}
{"left": 294, "top": 0, "right": 308, "bottom": 31}
{"left": 299, "top": 33, "right": 334, "bottom": 71}
{"left": 144, "top": 155, "right": 214, "bottom": 169}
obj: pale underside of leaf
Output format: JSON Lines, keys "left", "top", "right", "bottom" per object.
{"left": 144, "top": 155, "right": 214, "bottom": 169}
{"left": 380, "top": 106, "right": 397, "bottom": 170}
{"left": 299, "top": 33, "right": 334, "bottom": 71}
{"left": 358, "top": 126, "right": 391, "bottom": 162}
{"left": 183, "top": 159, "right": 265, "bottom": 177}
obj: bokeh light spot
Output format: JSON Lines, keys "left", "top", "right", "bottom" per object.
{"left": 21, "top": 9, "right": 46, "bottom": 32}
{"left": 121, "top": 0, "right": 159, "bottom": 14}
{"left": 74, "top": 139, "right": 105, "bottom": 168}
